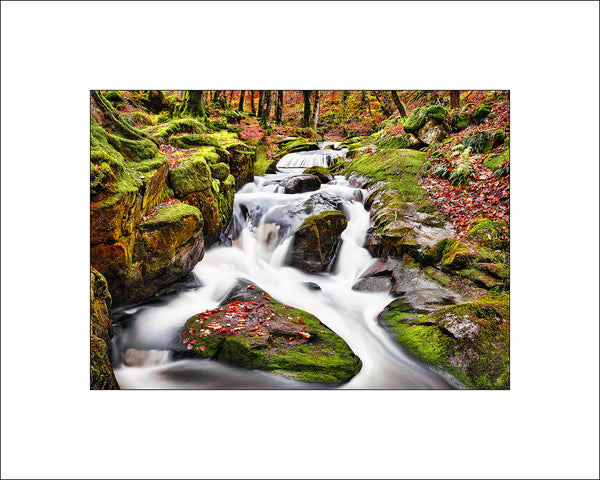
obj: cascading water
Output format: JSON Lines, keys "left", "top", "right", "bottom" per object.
{"left": 275, "top": 142, "right": 349, "bottom": 174}
{"left": 112, "top": 145, "right": 455, "bottom": 389}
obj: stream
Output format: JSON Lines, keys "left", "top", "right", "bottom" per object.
{"left": 112, "top": 142, "right": 456, "bottom": 389}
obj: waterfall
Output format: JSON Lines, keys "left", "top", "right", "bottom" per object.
{"left": 112, "top": 143, "right": 454, "bottom": 389}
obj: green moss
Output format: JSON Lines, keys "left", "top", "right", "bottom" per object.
{"left": 381, "top": 294, "right": 509, "bottom": 389}
{"left": 149, "top": 118, "right": 207, "bottom": 142}
{"left": 168, "top": 158, "right": 213, "bottom": 194}
{"left": 441, "top": 240, "right": 477, "bottom": 272}
{"left": 416, "top": 199, "right": 437, "bottom": 214}
{"left": 466, "top": 218, "right": 509, "bottom": 251}
{"left": 303, "top": 166, "right": 334, "bottom": 182}
{"left": 181, "top": 293, "right": 361, "bottom": 384}
{"left": 470, "top": 105, "right": 492, "bottom": 124}
{"left": 343, "top": 149, "right": 426, "bottom": 202}
{"left": 140, "top": 202, "right": 202, "bottom": 228}
{"left": 253, "top": 144, "right": 272, "bottom": 176}
{"left": 209, "top": 162, "right": 230, "bottom": 181}
{"left": 448, "top": 112, "right": 470, "bottom": 132}
{"left": 376, "top": 134, "right": 418, "bottom": 150}
{"left": 484, "top": 148, "right": 509, "bottom": 170}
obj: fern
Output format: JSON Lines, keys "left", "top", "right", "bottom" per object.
{"left": 463, "top": 131, "right": 489, "bottom": 153}
{"left": 449, "top": 148, "right": 475, "bottom": 185}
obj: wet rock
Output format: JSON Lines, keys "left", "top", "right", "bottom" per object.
{"left": 352, "top": 276, "right": 394, "bottom": 293}
{"left": 303, "top": 166, "right": 335, "bottom": 183}
{"left": 175, "top": 280, "right": 362, "bottom": 384}
{"left": 303, "top": 282, "right": 322, "bottom": 291}
{"left": 279, "top": 174, "right": 321, "bottom": 194}
{"left": 290, "top": 211, "right": 348, "bottom": 273}
{"left": 90, "top": 268, "right": 119, "bottom": 390}
{"left": 377, "top": 293, "right": 510, "bottom": 389}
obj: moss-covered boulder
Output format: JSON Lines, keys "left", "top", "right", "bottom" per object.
{"left": 376, "top": 133, "right": 421, "bottom": 150}
{"left": 177, "top": 282, "right": 362, "bottom": 384}
{"left": 290, "top": 211, "right": 348, "bottom": 273}
{"left": 276, "top": 138, "right": 320, "bottom": 158}
{"left": 465, "top": 218, "right": 509, "bottom": 251}
{"left": 378, "top": 293, "right": 510, "bottom": 389}
{"left": 303, "top": 166, "right": 334, "bottom": 183}
{"left": 484, "top": 148, "right": 509, "bottom": 170}
{"left": 93, "top": 201, "right": 205, "bottom": 305}
{"left": 403, "top": 106, "right": 448, "bottom": 134}
{"left": 441, "top": 240, "right": 478, "bottom": 272}
{"left": 470, "top": 105, "right": 492, "bottom": 124}
{"left": 90, "top": 268, "right": 119, "bottom": 389}
{"left": 448, "top": 112, "right": 470, "bottom": 132}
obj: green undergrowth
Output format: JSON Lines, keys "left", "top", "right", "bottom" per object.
{"left": 484, "top": 148, "right": 510, "bottom": 170}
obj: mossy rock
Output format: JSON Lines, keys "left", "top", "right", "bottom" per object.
{"left": 466, "top": 218, "right": 509, "bottom": 251}
{"left": 209, "top": 162, "right": 230, "bottom": 182}
{"left": 441, "top": 240, "right": 478, "bottom": 272}
{"left": 90, "top": 268, "right": 119, "bottom": 390}
{"left": 303, "top": 166, "right": 334, "bottom": 183}
{"left": 484, "top": 148, "right": 509, "bottom": 170}
{"left": 149, "top": 118, "right": 207, "bottom": 143}
{"left": 168, "top": 158, "right": 213, "bottom": 195}
{"left": 470, "top": 105, "right": 492, "bottom": 124}
{"left": 178, "top": 282, "right": 362, "bottom": 384}
{"left": 448, "top": 112, "right": 470, "bottom": 132}
{"left": 376, "top": 133, "right": 421, "bottom": 150}
{"left": 378, "top": 293, "right": 510, "bottom": 389}
{"left": 290, "top": 211, "right": 348, "bottom": 273}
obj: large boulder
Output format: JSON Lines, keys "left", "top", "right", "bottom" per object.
{"left": 175, "top": 281, "right": 362, "bottom": 384}
{"left": 90, "top": 268, "right": 119, "bottom": 389}
{"left": 290, "top": 211, "right": 348, "bottom": 273}
{"left": 377, "top": 293, "right": 510, "bottom": 389}
{"left": 279, "top": 174, "right": 321, "bottom": 194}
{"left": 91, "top": 201, "right": 205, "bottom": 306}
{"left": 416, "top": 118, "right": 448, "bottom": 146}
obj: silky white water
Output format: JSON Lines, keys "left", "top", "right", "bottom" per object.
{"left": 113, "top": 154, "right": 454, "bottom": 389}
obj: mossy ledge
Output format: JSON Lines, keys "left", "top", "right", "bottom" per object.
{"left": 177, "top": 281, "right": 362, "bottom": 384}
{"left": 378, "top": 293, "right": 509, "bottom": 389}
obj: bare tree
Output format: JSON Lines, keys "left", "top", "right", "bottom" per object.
{"left": 390, "top": 90, "right": 407, "bottom": 117}
{"left": 312, "top": 90, "right": 321, "bottom": 130}
{"left": 262, "top": 90, "right": 273, "bottom": 125}
{"left": 238, "top": 90, "right": 245, "bottom": 111}
{"left": 450, "top": 90, "right": 460, "bottom": 108}
{"left": 250, "top": 91, "right": 256, "bottom": 114}
{"left": 275, "top": 90, "right": 283, "bottom": 123}
{"left": 373, "top": 91, "right": 391, "bottom": 117}
{"left": 302, "top": 90, "right": 312, "bottom": 128}
{"left": 257, "top": 90, "right": 265, "bottom": 118}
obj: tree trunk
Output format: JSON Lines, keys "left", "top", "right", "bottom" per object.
{"left": 257, "top": 90, "right": 264, "bottom": 118}
{"left": 238, "top": 90, "right": 245, "bottom": 111}
{"left": 212, "top": 90, "right": 219, "bottom": 102}
{"left": 373, "top": 91, "right": 390, "bottom": 117}
{"left": 275, "top": 90, "right": 283, "bottom": 123}
{"left": 390, "top": 90, "right": 407, "bottom": 117}
{"left": 183, "top": 90, "right": 206, "bottom": 118}
{"left": 262, "top": 90, "right": 272, "bottom": 125}
{"left": 362, "top": 91, "right": 373, "bottom": 118}
{"left": 250, "top": 91, "right": 256, "bottom": 114}
{"left": 450, "top": 90, "right": 460, "bottom": 108}
{"left": 312, "top": 90, "right": 321, "bottom": 130}
{"left": 302, "top": 90, "right": 312, "bottom": 128}
{"left": 228, "top": 90, "right": 234, "bottom": 106}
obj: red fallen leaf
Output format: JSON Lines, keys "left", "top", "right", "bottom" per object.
{"left": 200, "top": 346, "right": 206, "bottom": 352}
{"left": 187, "top": 344, "right": 193, "bottom": 350}
{"left": 218, "top": 328, "right": 230, "bottom": 333}
{"left": 183, "top": 338, "right": 189, "bottom": 344}
{"left": 298, "top": 332, "right": 311, "bottom": 339}
{"left": 288, "top": 337, "right": 293, "bottom": 341}
{"left": 247, "top": 285, "right": 255, "bottom": 290}
{"left": 319, "top": 330, "right": 324, "bottom": 333}
{"left": 249, "top": 326, "right": 259, "bottom": 332}
{"left": 189, "top": 328, "right": 195, "bottom": 335}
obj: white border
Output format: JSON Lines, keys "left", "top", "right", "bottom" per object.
{"left": 1, "top": 1, "right": 598, "bottom": 479}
